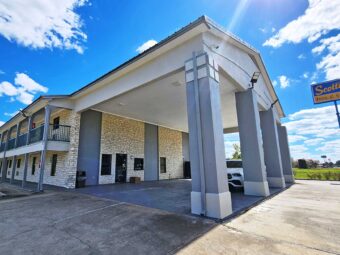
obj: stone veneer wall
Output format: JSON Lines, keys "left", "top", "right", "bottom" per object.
{"left": 99, "top": 114, "right": 145, "bottom": 184}
{"left": 7, "top": 109, "right": 81, "bottom": 188}
{"left": 158, "top": 127, "right": 183, "bottom": 180}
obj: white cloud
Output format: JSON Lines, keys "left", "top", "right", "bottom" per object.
{"left": 0, "top": 0, "right": 88, "bottom": 54}
{"left": 0, "top": 70, "right": 4, "bottom": 75}
{"left": 272, "top": 80, "right": 278, "bottom": 87}
{"left": 313, "top": 34, "right": 340, "bottom": 80}
{"left": 298, "top": 54, "right": 306, "bottom": 60}
{"left": 288, "top": 135, "right": 307, "bottom": 144}
{"left": 304, "top": 138, "right": 325, "bottom": 146}
{"left": 278, "top": 75, "right": 290, "bottom": 89}
{"left": 136, "top": 39, "right": 158, "bottom": 53}
{"left": 0, "top": 73, "right": 48, "bottom": 105}
{"left": 284, "top": 105, "right": 340, "bottom": 160}
{"left": 263, "top": 0, "right": 340, "bottom": 48}
{"left": 302, "top": 72, "right": 309, "bottom": 79}
{"left": 4, "top": 111, "right": 18, "bottom": 117}
{"left": 0, "top": 120, "right": 4, "bottom": 127}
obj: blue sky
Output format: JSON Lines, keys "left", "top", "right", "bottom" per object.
{"left": 0, "top": 0, "right": 339, "bottom": 161}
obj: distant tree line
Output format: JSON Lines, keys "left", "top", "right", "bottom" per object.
{"left": 292, "top": 159, "right": 340, "bottom": 169}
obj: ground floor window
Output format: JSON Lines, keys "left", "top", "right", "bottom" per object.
{"left": 51, "top": 154, "right": 58, "bottom": 176}
{"left": 134, "top": 158, "right": 144, "bottom": 170}
{"left": 101, "top": 154, "right": 112, "bottom": 175}
{"left": 31, "top": 157, "right": 36, "bottom": 175}
{"left": 17, "top": 158, "right": 21, "bottom": 168}
{"left": 8, "top": 159, "right": 12, "bottom": 169}
{"left": 160, "top": 157, "right": 166, "bottom": 173}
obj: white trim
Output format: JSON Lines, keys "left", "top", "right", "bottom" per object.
{"left": 244, "top": 181, "right": 270, "bottom": 197}
{"left": 267, "top": 177, "right": 286, "bottom": 188}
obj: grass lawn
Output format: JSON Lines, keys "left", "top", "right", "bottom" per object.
{"left": 293, "top": 168, "right": 340, "bottom": 180}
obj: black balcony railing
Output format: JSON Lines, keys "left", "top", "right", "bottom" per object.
{"left": 17, "top": 133, "right": 28, "bottom": 148}
{"left": 0, "top": 143, "right": 5, "bottom": 152}
{"left": 7, "top": 138, "right": 16, "bottom": 150}
{"left": 29, "top": 125, "right": 44, "bottom": 144}
{"left": 48, "top": 124, "right": 70, "bottom": 142}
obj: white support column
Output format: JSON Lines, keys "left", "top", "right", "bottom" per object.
{"left": 236, "top": 89, "right": 270, "bottom": 197}
{"left": 277, "top": 125, "right": 295, "bottom": 183}
{"left": 260, "top": 108, "right": 285, "bottom": 188}
{"left": 37, "top": 106, "right": 51, "bottom": 192}
{"left": 22, "top": 116, "right": 33, "bottom": 188}
{"left": 186, "top": 52, "right": 232, "bottom": 219}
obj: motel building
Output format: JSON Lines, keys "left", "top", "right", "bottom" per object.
{"left": 0, "top": 16, "right": 294, "bottom": 219}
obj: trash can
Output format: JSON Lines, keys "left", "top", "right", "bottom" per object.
{"left": 76, "top": 171, "right": 86, "bottom": 188}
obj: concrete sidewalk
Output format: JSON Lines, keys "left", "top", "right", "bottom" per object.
{"left": 0, "top": 180, "right": 339, "bottom": 254}
{"left": 178, "top": 180, "right": 340, "bottom": 255}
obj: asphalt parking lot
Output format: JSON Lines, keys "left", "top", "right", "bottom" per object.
{"left": 0, "top": 180, "right": 339, "bottom": 255}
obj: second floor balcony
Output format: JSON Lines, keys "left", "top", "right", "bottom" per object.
{"left": 2, "top": 124, "right": 71, "bottom": 151}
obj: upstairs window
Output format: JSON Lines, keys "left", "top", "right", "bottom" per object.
{"left": 53, "top": 117, "right": 60, "bottom": 130}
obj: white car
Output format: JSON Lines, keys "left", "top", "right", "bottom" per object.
{"left": 226, "top": 159, "right": 244, "bottom": 189}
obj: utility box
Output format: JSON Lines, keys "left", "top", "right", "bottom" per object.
{"left": 130, "top": 177, "right": 141, "bottom": 183}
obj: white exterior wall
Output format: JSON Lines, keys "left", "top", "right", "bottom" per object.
{"left": 158, "top": 127, "right": 183, "bottom": 180}
{"left": 4, "top": 109, "right": 81, "bottom": 189}
{"left": 100, "top": 113, "right": 145, "bottom": 184}
{"left": 99, "top": 113, "right": 184, "bottom": 184}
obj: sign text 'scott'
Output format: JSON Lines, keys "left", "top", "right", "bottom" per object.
{"left": 311, "top": 79, "right": 340, "bottom": 104}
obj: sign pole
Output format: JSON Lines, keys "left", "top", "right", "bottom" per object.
{"left": 335, "top": 100, "right": 340, "bottom": 128}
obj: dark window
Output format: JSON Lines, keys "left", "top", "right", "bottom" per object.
{"left": 32, "top": 157, "right": 36, "bottom": 175}
{"left": 160, "top": 157, "right": 166, "bottom": 173}
{"left": 53, "top": 117, "right": 60, "bottom": 130}
{"left": 16, "top": 171, "right": 19, "bottom": 176}
{"left": 134, "top": 158, "right": 144, "bottom": 171}
{"left": 101, "top": 154, "right": 112, "bottom": 175}
{"left": 0, "top": 161, "right": 2, "bottom": 174}
{"left": 226, "top": 160, "right": 243, "bottom": 168}
{"left": 51, "top": 154, "right": 58, "bottom": 176}
{"left": 17, "top": 158, "right": 21, "bottom": 168}
{"left": 8, "top": 159, "right": 12, "bottom": 169}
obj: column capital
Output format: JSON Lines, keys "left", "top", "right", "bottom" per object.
{"left": 185, "top": 52, "right": 219, "bottom": 83}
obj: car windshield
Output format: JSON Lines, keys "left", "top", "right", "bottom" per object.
{"left": 226, "top": 161, "right": 242, "bottom": 168}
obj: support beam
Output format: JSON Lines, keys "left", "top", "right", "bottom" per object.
{"left": 277, "top": 125, "right": 295, "bottom": 183}
{"left": 1, "top": 129, "right": 10, "bottom": 182}
{"left": 37, "top": 106, "right": 52, "bottom": 192}
{"left": 260, "top": 108, "right": 285, "bottom": 188}
{"left": 144, "top": 123, "right": 159, "bottom": 181}
{"left": 186, "top": 52, "right": 232, "bottom": 219}
{"left": 235, "top": 89, "right": 270, "bottom": 196}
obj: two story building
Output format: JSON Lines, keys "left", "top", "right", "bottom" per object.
{"left": 0, "top": 16, "right": 294, "bottom": 219}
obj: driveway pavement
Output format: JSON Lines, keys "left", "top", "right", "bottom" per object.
{"left": 0, "top": 180, "right": 339, "bottom": 255}
{"left": 179, "top": 180, "right": 340, "bottom": 255}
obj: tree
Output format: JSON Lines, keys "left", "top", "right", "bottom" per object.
{"left": 232, "top": 144, "right": 242, "bottom": 159}
{"left": 298, "top": 159, "right": 308, "bottom": 169}
{"left": 336, "top": 160, "right": 340, "bottom": 167}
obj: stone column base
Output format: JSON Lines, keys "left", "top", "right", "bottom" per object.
{"left": 267, "top": 177, "right": 286, "bottom": 188}
{"left": 244, "top": 181, "right": 270, "bottom": 196}
{"left": 284, "top": 175, "right": 295, "bottom": 183}
{"left": 191, "top": 191, "right": 232, "bottom": 219}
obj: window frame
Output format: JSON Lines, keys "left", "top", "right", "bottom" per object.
{"left": 53, "top": 117, "right": 60, "bottom": 130}
{"left": 17, "top": 158, "right": 21, "bottom": 168}
{"left": 51, "top": 154, "right": 58, "bottom": 176}
{"left": 31, "top": 157, "right": 36, "bottom": 175}
{"left": 134, "top": 158, "right": 144, "bottom": 171}
{"left": 160, "top": 157, "right": 166, "bottom": 173}
{"left": 101, "top": 154, "right": 112, "bottom": 176}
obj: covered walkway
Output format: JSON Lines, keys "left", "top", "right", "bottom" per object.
{"left": 74, "top": 179, "right": 283, "bottom": 217}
